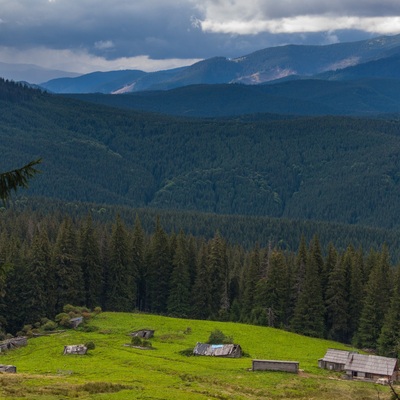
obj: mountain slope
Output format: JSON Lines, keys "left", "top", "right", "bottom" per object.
{"left": 3, "top": 80, "right": 400, "bottom": 228}
{"left": 67, "top": 77, "right": 400, "bottom": 117}
{"left": 39, "top": 34, "right": 400, "bottom": 93}
{"left": 0, "top": 312, "right": 382, "bottom": 400}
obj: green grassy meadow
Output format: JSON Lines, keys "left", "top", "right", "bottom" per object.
{"left": 0, "top": 312, "right": 393, "bottom": 399}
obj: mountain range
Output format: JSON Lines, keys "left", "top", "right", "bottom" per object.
{"left": 38, "top": 34, "right": 400, "bottom": 94}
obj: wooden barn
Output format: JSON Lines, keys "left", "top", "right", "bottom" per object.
{"left": 130, "top": 329, "right": 155, "bottom": 339}
{"left": 252, "top": 359, "right": 299, "bottom": 373}
{"left": 193, "top": 343, "right": 242, "bottom": 358}
{"left": 318, "top": 349, "right": 355, "bottom": 371}
{"left": 63, "top": 344, "right": 87, "bottom": 355}
{"left": 0, "top": 364, "right": 17, "bottom": 373}
{"left": 0, "top": 337, "right": 27, "bottom": 353}
{"left": 344, "top": 353, "right": 398, "bottom": 382}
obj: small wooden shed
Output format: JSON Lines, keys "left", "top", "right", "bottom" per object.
{"left": 0, "top": 364, "right": 17, "bottom": 373}
{"left": 130, "top": 329, "right": 155, "bottom": 339}
{"left": 0, "top": 337, "right": 27, "bottom": 352}
{"left": 252, "top": 359, "right": 299, "bottom": 373}
{"left": 193, "top": 343, "right": 242, "bottom": 358}
{"left": 63, "top": 344, "right": 87, "bottom": 355}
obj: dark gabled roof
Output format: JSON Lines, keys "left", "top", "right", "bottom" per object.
{"left": 345, "top": 353, "right": 398, "bottom": 376}
{"left": 320, "top": 348, "right": 354, "bottom": 364}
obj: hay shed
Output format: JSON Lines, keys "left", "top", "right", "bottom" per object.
{"left": 130, "top": 329, "right": 155, "bottom": 339}
{"left": 252, "top": 359, "right": 299, "bottom": 373}
{"left": 0, "top": 364, "right": 17, "bottom": 373}
{"left": 0, "top": 337, "right": 27, "bottom": 352}
{"left": 63, "top": 344, "right": 87, "bottom": 355}
{"left": 193, "top": 343, "right": 242, "bottom": 358}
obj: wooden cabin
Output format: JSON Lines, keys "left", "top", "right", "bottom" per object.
{"left": 318, "top": 349, "right": 355, "bottom": 371}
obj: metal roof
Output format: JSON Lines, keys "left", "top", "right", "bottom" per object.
{"left": 320, "top": 349, "right": 353, "bottom": 365}
{"left": 345, "top": 353, "right": 398, "bottom": 376}
{"left": 193, "top": 342, "right": 240, "bottom": 356}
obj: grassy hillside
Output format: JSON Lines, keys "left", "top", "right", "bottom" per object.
{"left": 0, "top": 312, "right": 393, "bottom": 399}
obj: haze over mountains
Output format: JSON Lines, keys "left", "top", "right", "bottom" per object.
{"left": 38, "top": 34, "right": 400, "bottom": 94}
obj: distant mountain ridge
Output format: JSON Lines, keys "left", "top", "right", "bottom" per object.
{"left": 39, "top": 34, "right": 400, "bottom": 94}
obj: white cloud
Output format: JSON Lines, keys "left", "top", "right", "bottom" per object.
{"left": 0, "top": 46, "right": 201, "bottom": 73}
{"left": 94, "top": 40, "right": 115, "bottom": 50}
{"left": 199, "top": 15, "right": 400, "bottom": 35}
{"left": 193, "top": 0, "right": 400, "bottom": 35}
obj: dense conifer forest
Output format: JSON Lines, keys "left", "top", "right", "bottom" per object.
{"left": 3, "top": 79, "right": 400, "bottom": 228}
{"left": 0, "top": 201, "right": 399, "bottom": 359}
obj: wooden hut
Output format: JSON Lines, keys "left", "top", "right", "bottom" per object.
{"left": 130, "top": 329, "right": 155, "bottom": 339}
{"left": 0, "top": 337, "right": 27, "bottom": 352}
{"left": 63, "top": 344, "right": 87, "bottom": 355}
{"left": 318, "top": 349, "right": 355, "bottom": 371}
{"left": 0, "top": 364, "right": 17, "bottom": 373}
{"left": 193, "top": 343, "right": 242, "bottom": 358}
{"left": 252, "top": 359, "right": 299, "bottom": 373}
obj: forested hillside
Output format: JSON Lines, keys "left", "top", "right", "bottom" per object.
{"left": 2, "top": 79, "right": 400, "bottom": 228}
{"left": 0, "top": 204, "right": 399, "bottom": 358}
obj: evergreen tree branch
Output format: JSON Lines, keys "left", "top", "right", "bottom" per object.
{"left": 0, "top": 158, "right": 42, "bottom": 203}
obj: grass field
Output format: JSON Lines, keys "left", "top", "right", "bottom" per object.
{"left": 0, "top": 312, "right": 393, "bottom": 399}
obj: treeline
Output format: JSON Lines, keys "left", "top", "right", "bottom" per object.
{"left": 0, "top": 208, "right": 399, "bottom": 358}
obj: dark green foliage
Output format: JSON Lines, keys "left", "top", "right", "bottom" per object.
{"left": 105, "top": 216, "right": 135, "bottom": 312}
{"left": 147, "top": 219, "right": 172, "bottom": 313}
{"left": 207, "top": 329, "right": 233, "bottom": 344}
{"left": 378, "top": 267, "right": 400, "bottom": 358}
{"left": 53, "top": 218, "right": 84, "bottom": 312}
{"left": 78, "top": 215, "right": 103, "bottom": 308}
{"left": 356, "top": 246, "right": 393, "bottom": 348}
{"left": 5, "top": 80, "right": 400, "bottom": 230}
{"left": 167, "top": 231, "right": 191, "bottom": 317}
{"left": 0, "top": 159, "right": 41, "bottom": 204}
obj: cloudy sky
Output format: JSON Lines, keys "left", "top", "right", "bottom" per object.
{"left": 1, "top": 0, "right": 400, "bottom": 75}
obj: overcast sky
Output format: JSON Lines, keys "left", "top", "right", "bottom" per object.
{"left": 1, "top": 0, "right": 400, "bottom": 74}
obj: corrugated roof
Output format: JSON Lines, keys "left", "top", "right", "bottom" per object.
{"left": 321, "top": 349, "right": 352, "bottom": 364}
{"left": 193, "top": 342, "right": 240, "bottom": 356}
{"left": 345, "top": 353, "right": 397, "bottom": 376}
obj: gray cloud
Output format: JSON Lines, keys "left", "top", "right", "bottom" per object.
{"left": 0, "top": 0, "right": 398, "bottom": 73}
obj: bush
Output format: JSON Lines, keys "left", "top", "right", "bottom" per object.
{"left": 207, "top": 329, "right": 233, "bottom": 344}
{"left": 131, "top": 336, "right": 143, "bottom": 346}
{"left": 42, "top": 320, "right": 58, "bottom": 331}
{"left": 85, "top": 341, "right": 95, "bottom": 350}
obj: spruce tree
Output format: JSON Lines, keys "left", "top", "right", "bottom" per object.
{"left": 378, "top": 266, "right": 400, "bottom": 357}
{"left": 291, "top": 236, "right": 325, "bottom": 338}
{"left": 147, "top": 218, "right": 171, "bottom": 313}
{"left": 25, "top": 229, "right": 53, "bottom": 323}
{"left": 78, "top": 214, "right": 102, "bottom": 309}
{"left": 325, "top": 246, "right": 350, "bottom": 342}
{"left": 241, "top": 244, "right": 261, "bottom": 322}
{"left": 131, "top": 215, "right": 145, "bottom": 310}
{"left": 53, "top": 218, "right": 84, "bottom": 312}
{"left": 356, "top": 245, "right": 393, "bottom": 349}
{"left": 167, "top": 230, "right": 191, "bottom": 317}
{"left": 105, "top": 215, "right": 134, "bottom": 312}
{"left": 191, "top": 241, "right": 212, "bottom": 319}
